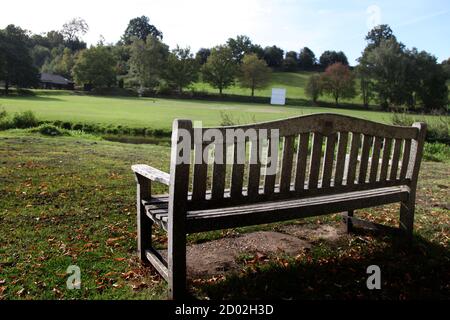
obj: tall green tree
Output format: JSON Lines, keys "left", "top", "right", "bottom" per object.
{"left": 61, "top": 18, "right": 88, "bottom": 51}
{"left": 363, "top": 38, "right": 411, "bottom": 109}
{"left": 238, "top": 53, "right": 271, "bottom": 97}
{"left": 163, "top": 47, "right": 199, "bottom": 93}
{"left": 195, "top": 48, "right": 211, "bottom": 66}
{"left": 305, "top": 74, "right": 322, "bottom": 104}
{"left": 201, "top": 45, "right": 237, "bottom": 95}
{"left": 355, "top": 58, "right": 374, "bottom": 107}
{"left": 263, "top": 46, "right": 284, "bottom": 68}
{"left": 321, "top": 63, "right": 356, "bottom": 106}
{"left": 319, "top": 50, "right": 349, "bottom": 69}
{"left": 123, "top": 16, "right": 163, "bottom": 44}
{"left": 0, "top": 25, "right": 39, "bottom": 94}
{"left": 283, "top": 51, "right": 298, "bottom": 71}
{"left": 365, "top": 24, "right": 396, "bottom": 49}
{"left": 407, "top": 49, "right": 448, "bottom": 111}
{"left": 129, "top": 36, "right": 169, "bottom": 90}
{"left": 72, "top": 45, "right": 117, "bottom": 88}
{"left": 298, "top": 47, "right": 316, "bottom": 70}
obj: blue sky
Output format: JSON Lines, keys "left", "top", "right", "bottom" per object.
{"left": 1, "top": 0, "right": 449, "bottom": 64}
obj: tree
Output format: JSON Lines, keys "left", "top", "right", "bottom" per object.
{"left": 283, "top": 51, "right": 298, "bottom": 71}
{"left": 319, "top": 50, "right": 349, "bottom": 69}
{"left": 72, "top": 45, "right": 117, "bottom": 88}
{"left": 123, "top": 16, "right": 163, "bottom": 44}
{"left": 41, "top": 48, "right": 76, "bottom": 78}
{"left": 321, "top": 63, "right": 356, "bottom": 106}
{"left": 163, "top": 47, "right": 199, "bottom": 93}
{"left": 355, "top": 57, "right": 374, "bottom": 107}
{"left": 408, "top": 49, "right": 448, "bottom": 111}
{"left": 442, "top": 58, "right": 450, "bottom": 78}
{"left": 129, "top": 36, "right": 169, "bottom": 90}
{"left": 201, "top": 45, "right": 237, "bottom": 95}
{"left": 227, "top": 35, "right": 253, "bottom": 63}
{"left": 365, "top": 24, "right": 396, "bottom": 49}
{"left": 298, "top": 47, "right": 316, "bottom": 70}
{"left": 61, "top": 18, "right": 89, "bottom": 50}
{"left": 263, "top": 46, "right": 284, "bottom": 68}
{"left": 238, "top": 54, "right": 271, "bottom": 97}
{"left": 305, "top": 74, "right": 322, "bottom": 104}
{"left": 31, "top": 45, "right": 51, "bottom": 68}
{"left": 0, "top": 25, "right": 39, "bottom": 94}
{"left": 195, "top": 48, "right": 211, "bottom": 66}
{"left": 363, "top": 38, "right": 410, "bottom": 109}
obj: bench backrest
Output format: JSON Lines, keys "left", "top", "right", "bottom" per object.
{"left": 168, "top": 113, "right": 426, "bottom": 211}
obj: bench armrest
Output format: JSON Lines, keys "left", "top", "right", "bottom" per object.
{"left": 132, "top": 164, "right": 170, "bottom": 185}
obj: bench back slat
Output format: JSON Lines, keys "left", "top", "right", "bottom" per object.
{"left": 178, "top": 114, "right": 423, "bottom": 211}
{"left": 308, "top": 132, "right": 324, "bottom": 189}
{"left": 369, "top": 137, "right": 383, "bottom": 183}
{"left": 247, "top": 135, "right": 262, "bottom": 198}
{"left": 192, "top": 142, "right": 208, "bottom": 201}
{"left": 264, "top": 137, "right": 277, "bottom": 196}
{"left": 358, "top": 135, "right": 373, "bottom": 184}
{"left": 379, "top": 138, "right": 392, "bottom": 182}
{"left": 230, "top": 141, "right": 245, "bottom": 198}
{"left": 294, "top": 132, "right": 310, "bottom": 191}
{"left": 346, "top": 132, "right": 361, "bottom": 186}
{"left": 211, "top": 139, "right": 227, "bottom": 200}
{"left": 280, "top": 135, "right": 295, "bottom": 193}
{"left": 400, "top": 139, "right": 412, "bottom": 180}
{"left": 390, "top": 138, "right": 402, "bottom": 180}
{"left": 322, "top": 133, "right": 337, "bottom": 188}
{"left": 334, "top": 132, "right": 349, "bottom": 187}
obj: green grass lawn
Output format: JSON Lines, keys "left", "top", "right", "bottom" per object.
{"left": 0, "top": 90, "right": 440, "bottom": 131}
{"left": 0, "top": 131, "right": 448, "bottom": 299}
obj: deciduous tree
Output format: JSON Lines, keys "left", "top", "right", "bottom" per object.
{"left": 164, "top": 47, "right": 199, "bottom": 93}
{"left": 238, "top": 54, "right": 271, "bottom": 97}
{"left": 129, "top": 36, "right": 169, "bottom": 90}
{"left": 263, "top": 45, "right": 284, "bottom": 68}
{"left": 321, "top": 63, "right": 356, "bottom": 106}
{"left": 123, "top": 16, "right": 162, "bottom": 44}
{"left": 72, "top": 45, "right": 117, "bottom": 88}
{"left": 201, "top": 45, "right": 237, "bottom": 95}
{"left": 319, "top": 50, "right": 349, "bottom": 69}
{"left": 298, "top": 47, "right": 316, "bottom": 70}
{"left": 305, "top": 74, "right": 322, "bottom": 104}
{"left": 0, "top": 25, "right": 39, "bottom": 94}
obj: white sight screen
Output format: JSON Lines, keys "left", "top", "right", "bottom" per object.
{"left": 271, "top": 88, "right": 286, "bottom": 105}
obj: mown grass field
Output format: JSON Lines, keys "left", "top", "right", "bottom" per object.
{"left": 0, "top": 90, "right": 442, "bottom": 131}
{"left": 0, "top": 131, "right": 449, "bottom": 300}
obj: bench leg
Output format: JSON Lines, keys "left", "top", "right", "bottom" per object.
{"left": 344, "top": 210, "right": 354, "bottom": 233}
{"left": 168, "top": 230, "right": 187, "bottom": 300}
{"left": 399, "top": 201, "right": 414, "bottom": 239}
{"left": 135, "top": 174, "right": 152, "bottom": 262}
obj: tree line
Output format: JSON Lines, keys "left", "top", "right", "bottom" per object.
{"left": 0, "top": 17, "right": 448, "bottom": 111}
{"left": 306, "top": 25, "right": 449, "bottom": 111}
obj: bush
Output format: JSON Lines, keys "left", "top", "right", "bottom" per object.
{"left": 62, "top": 122, "right": 72, "bottom": 130}
{"left": 423, "top": 142, "right": 450, "bottom": 162}
{"left": 12, "top": 111, "right": 39, "bottom": 129}
{"left": 390, "top": 112, "right": 450, "bottom": 144}
{"left": 33, "top": 124, "right": 64, "bottom": 136}
{"left": 72, "top": 123, "right": 84, "bottom": 131}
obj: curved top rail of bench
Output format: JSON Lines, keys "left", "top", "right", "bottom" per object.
{"left": 196, "top": 113, "right": 422, "bottom": 140}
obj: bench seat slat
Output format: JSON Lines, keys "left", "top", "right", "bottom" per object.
{"left": 144, "top": 186, "right": 409, "bottom": 233}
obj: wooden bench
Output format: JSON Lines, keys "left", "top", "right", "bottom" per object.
{"left": 131, "top": 113, "right": 426, "bottom": 299}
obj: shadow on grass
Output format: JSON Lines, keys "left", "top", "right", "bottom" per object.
{"left": 192, "top": 227, "right": 449, "bottom": 300}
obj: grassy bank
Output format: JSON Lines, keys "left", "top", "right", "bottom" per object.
{"left": 0, "top": 131, "right": 448, "bottom": 299}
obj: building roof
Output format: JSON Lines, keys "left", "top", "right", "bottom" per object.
{"left": 40, "top": 73, "right": 73, "bottom": 85}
